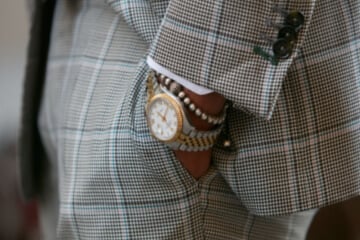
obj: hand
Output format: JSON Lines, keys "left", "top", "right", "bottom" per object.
{"left": 174, "top": 149, "right": 212, "bottom": 180}
{"left": 156, "top": 111, "right": 166, "bottom": 122}
{"left": 155, "top": 74, "right": 226, "bottom": 179}
{"left": 174, "top": 87, "right": 226, "bottom": 179}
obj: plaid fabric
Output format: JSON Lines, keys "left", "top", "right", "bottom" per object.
{"left": 148, "top": 0, "right": 360, "bottom": 214}
{"left": 20, "top": 0, "right": 358, "bottom": 238}
{"left": 149, "top": 0, "right": 317, "bottom": 119}
{"left": 37, "top": 2, "right": 317, "bottom": 239}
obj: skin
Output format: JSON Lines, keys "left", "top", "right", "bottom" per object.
{"left": 173, "top": 88, "right": 226, "bottom": 179}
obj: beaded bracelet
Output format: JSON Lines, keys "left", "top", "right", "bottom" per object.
{"left": 154, "top": 72, "right": 228, "bottom": 125}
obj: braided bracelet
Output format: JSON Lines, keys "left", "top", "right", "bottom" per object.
{"left": 154, "top": 72, "right": 228, "bottom": 125}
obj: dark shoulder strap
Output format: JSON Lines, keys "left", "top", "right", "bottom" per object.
{"left": 18, "top": 0, "right": 56, "bottom": 200}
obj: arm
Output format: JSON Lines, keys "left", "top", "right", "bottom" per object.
{"left": 148, "top": 0, "right": 316, "bottom": 178}
{"left": 149, "top": 0, "right": 317, "bottom": 120}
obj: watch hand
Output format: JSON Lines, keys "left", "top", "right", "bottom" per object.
{"left": 162, "top": 120, "right": 174, "bottom": 134}
{"left": 157, "top": 111, "right": 166, "bottom": 122}
{"left": 164, "top": 106, "right": 169, "bottom": 119}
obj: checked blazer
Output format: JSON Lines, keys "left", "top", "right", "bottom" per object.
{"left": 145, "top": 0, "right": 360, "bottom": 214}
{"left": 19, "top": 0, "right": 359, "bottom": 237}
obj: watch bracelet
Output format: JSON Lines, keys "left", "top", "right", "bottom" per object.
{"left": 167, "top": 126, "right": 223, "bottom": 151}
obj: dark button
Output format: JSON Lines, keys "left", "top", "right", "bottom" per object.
{"left": 273, "top": 38, "right": 293, "bottom": 59}
{"left": 285, "top": 11, "right": 305, "bottom": 29}
{"left": 278, "top": 26, "right": 297, "bottom": 44}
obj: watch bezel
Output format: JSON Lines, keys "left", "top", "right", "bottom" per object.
{"left": 145, "top": 93, "right": 184, "bottom": 143}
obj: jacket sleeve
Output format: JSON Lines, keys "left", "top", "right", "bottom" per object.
{"left": 148, "top": 0, "right": 317, "bottom": 120}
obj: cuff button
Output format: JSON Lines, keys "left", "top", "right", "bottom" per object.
{"left": 285, "top": 11, "right": 305, "bottom": 29}
{"left": 278, "top": 26, "right": 297, "bottom": 43}
{"left": 273, "top": 39, "right": 293, "bottom": 59}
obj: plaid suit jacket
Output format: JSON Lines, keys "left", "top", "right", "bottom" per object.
{"left": 20, "top": 0, "right": 359, "bottom": 219}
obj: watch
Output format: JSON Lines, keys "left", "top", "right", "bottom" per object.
{"left": 145, "top": 72, "right": 224, "bottom": 151}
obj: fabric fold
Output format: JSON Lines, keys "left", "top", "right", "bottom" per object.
{"left": 106, "top": 0, "right": 166, "bottom": 44}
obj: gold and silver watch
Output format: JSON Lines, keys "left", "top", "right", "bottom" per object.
{"left": 145, "top": 71, "right": 224, "bottom": 152}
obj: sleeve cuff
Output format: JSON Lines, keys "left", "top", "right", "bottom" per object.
{"left": 147, "top": 56, "right": 214, "bottom": 95}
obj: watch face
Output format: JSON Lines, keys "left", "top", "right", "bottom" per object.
{"left": 146, "top": 94, "right": 183, "bottom": 142}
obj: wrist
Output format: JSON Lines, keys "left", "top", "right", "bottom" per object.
{"left": 155, "top": 72, "right": 226, "bottom": 131}
{"left": 183, "top": 88, "right": 226, "bottom": 131}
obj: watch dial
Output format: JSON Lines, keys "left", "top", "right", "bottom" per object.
{"left": 147, "top": 95, "right": 181, "bottom": 142}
